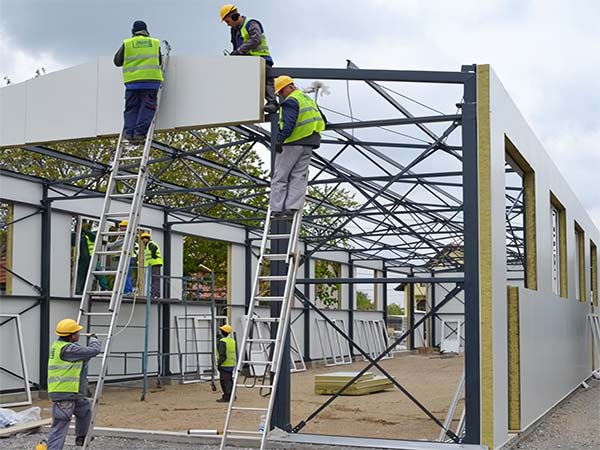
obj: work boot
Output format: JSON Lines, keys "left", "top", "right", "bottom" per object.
{"left": 216, "top": 397, "right": 230, "bottom": 403}
{"left": 75, "top": 436, "right": 93, "bottom": 446}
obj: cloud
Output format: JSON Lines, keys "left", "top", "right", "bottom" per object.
{"left": 1, "top": 0, "right": 600, "bottom": 229}
{"left": 0, "top": 26, "right": 65, "bottom": 83}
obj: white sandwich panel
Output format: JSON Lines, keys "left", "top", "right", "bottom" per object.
{"left": 96, "top": 56, "right": 126, "bottom": 137}
{"left": 25, "top": 62, "right": 99, "bottom": 144}
{"left": 0, "top": 56, "right": 265, "bottom": 148}
{"left": 0, "top": 82, "right": 27, "bottom": 147}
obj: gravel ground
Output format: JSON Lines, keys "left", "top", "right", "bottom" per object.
{"left": 510, "top": 377, "right": 600, "bottom": 450}
{"left": 3, "top": 377, "right": 598, "bottom": 450}
{"left": 0, "top": 434, "right": 383, "bottom": 450}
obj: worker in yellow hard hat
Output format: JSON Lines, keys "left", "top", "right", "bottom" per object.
{"left": 219, "top": 4, "right": 278, "bottom": 114}
{"left": 140, "top": 231, "right": 163, "bottom": 298}
{"left": 44, "top": 319, "right": 101, "bottom": 450}
{"left": 269, "top": 75, "right": 326, "bottom": 217}
{"left": 216, "top": 324, "right": 236, "bottom": 402}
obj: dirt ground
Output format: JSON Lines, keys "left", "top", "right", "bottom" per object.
{"left": 32, "top": 353, "right": 464, "bottom": 441}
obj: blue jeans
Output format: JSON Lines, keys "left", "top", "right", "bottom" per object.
{"left": 124, "top": 89, "right": 158, "bottom": 138}
{"left": 47, "top": 398, "right": 91, "bottom": 450}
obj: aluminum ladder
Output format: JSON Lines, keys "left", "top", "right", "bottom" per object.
{"left": 76, "top": 41, "right": 171, "bottom": 450}
{"left": 220, "top": 207, "right": 303, "bottom": 450}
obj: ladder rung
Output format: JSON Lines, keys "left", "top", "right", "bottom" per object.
{"left": 81, "top": 311, "right": 113, "bottom": 316}
{"left": 252, "top": 317, "right": 280, "bottom": 322}
{"left": 226, "top": 430, "right": 263, "bottom": 436}
{"left": 101, "top": 231, "right": 125, "bottom": 236}
{"left": 92, "top": 270, "right": 117, "bottom": 275}
{"left": 95, "top": 250, "right": 121, "bottom": 255}
{"left": 237, "top": 383, "right": 273, "bottom": 389}
{"left": 242, "top": 360, "right": 272, "bottom": 366}
{"left": 258, "top": 276, "right": 288, "bottom": 282}
{"left": 231, "top": 406, "right": 269, "bottom": 412}
{"left": 105, "top": 211, "right": 131, "bottom": 217}
{"left": 110, "top": 193, "right": 135, "bottom": 199}
{"left": 247, "top": 338, "right": 276, "bottom": 343}
{"left": 254, "top": 296, "right": 284, "bottom": 302}
{"left": 119, "top": 156, "right": 143, "bottom": 161}
{"left": 86, "top": 291, "right": 112, "bottom": 296}
{"left": 262, "top": 254, "right": 288, "bottom": 260}
{"left": 113, "top": 174, "right": 138, "bottom": 180}
{"left": 267, "top": 233, "right": 291, "bottom": 239}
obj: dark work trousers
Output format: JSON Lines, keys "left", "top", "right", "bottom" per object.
{"left": 219, "top": 368, "right": 234, "bottom": 400}
{"left": 124, "top": 89, "right": 158, "bottom": 138}
{"left": 150, "top": 264, "right": 162, "bottom": 298}
{"left": 47, "top": 398, "right": 91, "bottom": 450}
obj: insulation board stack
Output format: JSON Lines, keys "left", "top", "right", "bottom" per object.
{"left": 314, "top": 371, "right": 393, "bottom": 396}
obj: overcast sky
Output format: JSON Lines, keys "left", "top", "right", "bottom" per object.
{"left": 2, "top": 0, "right": 600, "bottom": 230}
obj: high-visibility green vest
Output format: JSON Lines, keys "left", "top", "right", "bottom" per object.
{"left": 239, "top": 18, "right": 271, "bottom": 57}
{"left": 144, "top": 240, "right": 163, "bottom": 267}
{"left": 279, "top": 90, "right": 325, "bottom": 144}
{"left": 122, "top": 36, "right": 163, "bottom": 84}
{"left": 218, "top": 336, "right": 236, "bottom": 367}
{"left": 83, "top": 234, "right": 95, "bottom": 256}
{"left": 47, "top": 340, "right": 83, "bottom": 394}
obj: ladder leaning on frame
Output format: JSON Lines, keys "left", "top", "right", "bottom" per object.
{"left": 75, "top": 41, "right": 171, "bottom": 450}
{"left": 220, "top": 208, "right": 304, "bottom": 450}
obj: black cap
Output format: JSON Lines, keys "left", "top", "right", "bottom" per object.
{"left": 132, "top": 20, "right": 148, "bottom": 33}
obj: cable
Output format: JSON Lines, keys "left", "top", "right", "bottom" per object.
{"left": 379, "top": 85, "right": 446, "bottom": 115}
{"left": 112, "top": 288, "right": 139, "bottom": 337}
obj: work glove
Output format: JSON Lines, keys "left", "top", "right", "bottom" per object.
{"left": 275, "top": 143, "right": 283, "bottom": 153}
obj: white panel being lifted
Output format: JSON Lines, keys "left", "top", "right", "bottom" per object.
{"left": 0, "top": 55, "right": 265, "bottom": 148}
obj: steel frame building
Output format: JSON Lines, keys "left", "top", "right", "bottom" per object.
{"left": 1, "top": 61, "right": 598, "bottom": 450}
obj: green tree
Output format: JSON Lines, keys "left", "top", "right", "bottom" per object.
{"left": 315, "top": 259, "right": 341, "bottom": 308}
{"left": 386, "top": 303, "right": 405, "bottom": 316}
{"left": 356, "top": 290, "right": 375, "bottom": 310}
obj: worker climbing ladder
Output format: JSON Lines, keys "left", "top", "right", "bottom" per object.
{"left": 75, "top": 41, "right": 171, "bottom": 450}
{"left": 220, "top": 208, "right": 304, "bottom": 450}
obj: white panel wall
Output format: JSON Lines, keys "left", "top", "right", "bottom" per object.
{"left": 485, "top": 66, "right": 600, "bottom": 448}
{"left": 518, "top": 287, "right": 590, "bottom": 428}
{"left": 12, "top": 205, "right": 42, "bottom": 296}
{"left": 50, "top": 212, "right": 72, "bottom": 298}
{"left": 0, "top": 56, "right": 264, "bottom": 148}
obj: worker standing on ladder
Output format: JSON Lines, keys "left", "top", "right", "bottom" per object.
{"left": 43, "top": 319, "right": 101, "bottom": 450}
{"left": 216, "top": 324, "right": 236, "bottom": 403}
{"left": 113, "top": 20, "right": 163, "bottom": 143}
{"left": 219, "top": 4, "right": 278, "bottom": 114}
{"left": 140, "top": 231, "right": 162, "bottom": 298}
{"left": 270, "top": 75, "right": 326, "bottom": 217}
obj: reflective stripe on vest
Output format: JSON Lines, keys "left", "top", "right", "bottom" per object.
{"left": 47, "top": 341, "right": 83, "bottom": 394}
{"left": 279, "top": 90, "right": 325, "bottom": 144}
{"left": 122, "top": 36, "right": 163, "bottom": 84}
{"left": 239, "top": 18, "right": 271, "bottom": 57}
{"left": 218, "top": 336, "right": 236, "bottom": 367}
{"left": 144, "top": 240, "right": 163, "bottom": 267}
{"left": 83, "top": 234, "right": 94, "bottom": 255}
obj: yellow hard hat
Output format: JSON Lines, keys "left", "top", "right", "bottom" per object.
{"left": 219, "top": 324, "right": 233, "bottom": 334}
{"left": 274, "top": 75, "right": 294, "bottom": 94}
{"left": 220, "top": 4, "right": 237, "bottom": 20}
{"left": 118, "top": 220, "right": 128, "bottom": 227}
{"left": 56, "top": 318, "right": 83, "bottom": 336}
{"left": 140, "top": 231, "right": 151, "bottom": 239}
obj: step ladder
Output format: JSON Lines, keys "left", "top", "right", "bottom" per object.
{"left": 220, "top": 208, "right": 303, "bottom": 450}
{"left": 76, "top": 41, "right": 171, "bottom": 450}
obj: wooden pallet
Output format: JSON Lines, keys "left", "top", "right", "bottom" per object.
{"left": 0, "top": 418, "right": 52, "bottom": 437}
